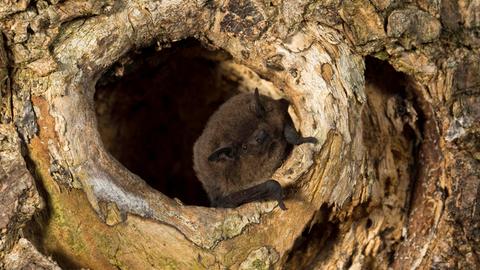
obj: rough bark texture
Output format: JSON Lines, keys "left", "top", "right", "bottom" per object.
{"left": 0, "top": 0, "right": 478, "bottom": 269}
{"left": 4, "top": 238, "right": 61, "bottom": 270}
{"left": 0, "top": 125, "right": 44, "bottom": 268}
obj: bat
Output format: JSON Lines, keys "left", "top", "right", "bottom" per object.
{"left": 193, "top": 89, "right": 316, "bottom": 210}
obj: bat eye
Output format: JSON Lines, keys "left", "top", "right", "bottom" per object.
{"left": 242, "top": 144, "right": 248, "bottom": 151}
{"left": 255, "top": 130, "right": 268, "bottom": 144}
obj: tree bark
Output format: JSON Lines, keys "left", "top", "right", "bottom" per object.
{"left": 0, "top": 0, "right": 478, "bottom": 269}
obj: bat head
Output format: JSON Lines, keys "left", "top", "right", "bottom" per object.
{"left": 193, "top": 88, "right": 294, "bottom": 201}
{"left": 207, "top": 89, "right": 289, "bottom": 165}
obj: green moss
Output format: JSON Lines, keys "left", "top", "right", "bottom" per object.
{"left": 373, "top": 51, "right": 389, "bottom": 61}
{"left": 152, "top": 256, "right": 182, "bottom": 270}
{"left": 252, "top": 259, "right": 267, "bottom": 270}
{"left": 221, "top": 214, "right": 244, "bottom": 237}
{"left": 50, "top": 204, "right": 67, "bottom": 227}
{"left": 94, "top": 231, "right": 118, "bottom": 258}
{"left": 66, "top": 229, "right": 87, "bottom": 253}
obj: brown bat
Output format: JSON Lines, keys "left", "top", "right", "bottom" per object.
{"left": 193, "top": 89, "right": 316, "bottom": 210}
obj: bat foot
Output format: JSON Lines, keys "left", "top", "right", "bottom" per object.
{"left": 263, "top": 180, "right": 287, "bottom": 210}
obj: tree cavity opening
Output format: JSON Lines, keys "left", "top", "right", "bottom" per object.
{"left": 94, "top": 39, "right": 241, "bottom": 206}
{"left": 284, "top": 57, "right": 422, "bottom": 269}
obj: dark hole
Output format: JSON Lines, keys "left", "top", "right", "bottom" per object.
{"left": 364, "top": 56, "right": 408, "bottom": 96}
{"left": 285, "top": 205, "right": 339, "bottom": 269}
{"left": 366, "top": 218, "right": 373, "bottom": 229}
{"left": 94, "top": 39, "right": 240, "bottom": 206}
{"left": 364, "top": 56, "right": 426, "bottom": 217}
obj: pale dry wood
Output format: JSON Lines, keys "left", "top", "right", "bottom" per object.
{"left": 4, "top": 238, "right": 61, "bottom": 270}
{"left": 0, "top": 0, "right": 478, "bottom": 269}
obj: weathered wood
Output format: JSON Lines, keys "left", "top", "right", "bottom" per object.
{"left": 0, "top": 0, "right": 478, "bottom": 268}
{"left": 0, "top": 33, "right": 10, "bottom": 123}
{"left": 0, "top": 124, "right": 44, "bottom": 268}
{"left": 4, "top": 238, "right": 60, "bottom": 270}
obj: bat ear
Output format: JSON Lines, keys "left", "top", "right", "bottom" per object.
{"left": 208, "top": 146, "right": 235, "bottom": 162}
{"left": 253, "top": 88, "right": 266, "bottom": 118}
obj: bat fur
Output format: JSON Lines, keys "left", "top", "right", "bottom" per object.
{"left": 193, "top": 89, "right": 316, "bottom": 210}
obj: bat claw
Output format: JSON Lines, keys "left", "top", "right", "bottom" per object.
{"left": 277, "top": 199, "right": 287, "bottom": 210}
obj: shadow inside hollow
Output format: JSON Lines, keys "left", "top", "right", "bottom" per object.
{"left": 94, "top": 39, "right": 240, "bottom": 206}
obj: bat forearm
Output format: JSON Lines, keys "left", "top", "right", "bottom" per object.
{"left": 213, "top": 180, "right": 287, "bottom": 210}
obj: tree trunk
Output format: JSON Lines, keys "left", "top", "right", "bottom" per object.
{"left": 0, "top": 0, "right": 478, "bottom": 269}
